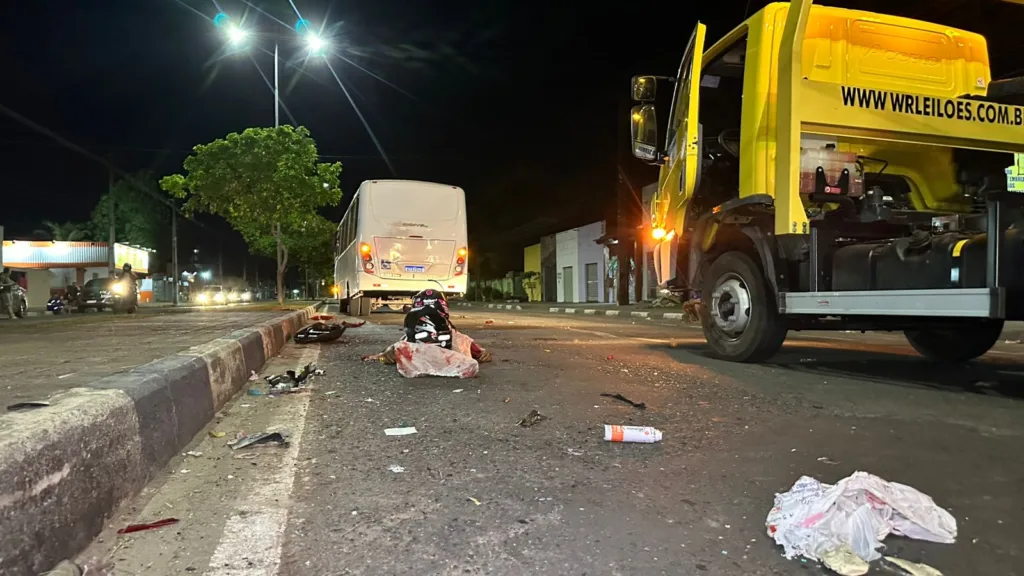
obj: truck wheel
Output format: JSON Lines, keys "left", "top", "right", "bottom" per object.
{"left": 905, "top": 320, "right": 1003, "bottom": 362}
{"left": 699, "top": 251, "right": 787, "bottom": 362}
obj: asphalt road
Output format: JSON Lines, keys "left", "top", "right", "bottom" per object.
{"left": 81, "top": 308, "right": 1024, "bottom": 575}
{"left": 0, "top": 304, "right": 312, "bottom": 405}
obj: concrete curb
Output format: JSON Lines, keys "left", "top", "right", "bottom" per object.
{"left": 452, "top": 301, "right": 695, "bottom": 322}
{"left": 0, "top": 302, "right": 326, "bottom": 576}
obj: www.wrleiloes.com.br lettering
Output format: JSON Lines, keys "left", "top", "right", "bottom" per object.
{"left": 841, "top": 86, "right": 1024, "bottom": 127}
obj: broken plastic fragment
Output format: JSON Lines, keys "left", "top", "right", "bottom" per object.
{"left": 384, "top": 427, "right": 418, "bottom": 436}
{"left": 884, "top": 557, "right": 943, "bottom": 576}
{"left": 467, "top": 497, "right": 481, "bottom": 506}
{"left": 117, "top": 518, "right": 179, "bottom": 534}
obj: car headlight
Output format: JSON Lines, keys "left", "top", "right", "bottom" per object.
{"left": 111, "top": 282, "right": 125, "bottom": 295}
{"left": 214, "top": 293, "right": 225, "bottom": 302}
{"left": 197, "top": 293, "right": 208, "bottom": 303}
{"left": 241, "top": 292, "right": 252, "bottom": 301}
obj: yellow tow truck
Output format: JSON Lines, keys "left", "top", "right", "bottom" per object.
{"left": 630, "top": 0, "right": 1024, "bottom": 362}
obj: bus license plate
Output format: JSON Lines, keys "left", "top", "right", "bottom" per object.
{"left": 404, "top": 265, "right": 425, "bottom": 273}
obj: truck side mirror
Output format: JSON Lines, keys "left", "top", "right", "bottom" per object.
{"left": 630, "top": 104, "right": 662, "bottom": 163}
{"left": 632, "top": 76, "right": 657, "bottom": 101}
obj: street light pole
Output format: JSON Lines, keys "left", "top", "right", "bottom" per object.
{"left": 274, "top": 42, "right": 280, "bottom": 128}
{"left": 172, "top": 212, "right": 179, "bottom": 306}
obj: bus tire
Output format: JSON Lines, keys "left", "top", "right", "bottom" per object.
{"left": 699, "top": 251, "right": 787, "bottom": 362}
{"left": 905, "top": 320, "right": 1003, "bottom": 363}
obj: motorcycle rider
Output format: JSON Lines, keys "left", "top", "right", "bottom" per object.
{"left": 118, "top": 263, "right": 139, "bottom": 308}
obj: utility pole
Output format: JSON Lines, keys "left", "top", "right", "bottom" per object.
{"left": 242, "top": 258, "right": 247, "bottom": 285}
{"left": 218, "top": 242, "right": 224, "bottom": 282}
{"left": 108, "top": 167, "right": 116, "bottom": 273}
{"left": 171, "top": 212, "right": 179, "bottom": 306}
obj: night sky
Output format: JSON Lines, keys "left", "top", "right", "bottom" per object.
{"left": 1, "top": 0, "right": 1018, "bottom": 278}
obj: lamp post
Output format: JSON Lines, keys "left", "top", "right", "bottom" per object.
{"left": 223, "top": 21, "right": 328, "bottom": 129}
{"left": 220, "top": 18, "right": 329, "bottom": 303}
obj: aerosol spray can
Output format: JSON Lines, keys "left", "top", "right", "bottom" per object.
{"left": 604, "top": 424, "right": 663, "bottom": 443}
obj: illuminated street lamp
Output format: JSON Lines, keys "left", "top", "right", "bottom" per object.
{"left": 215, "top": 14, "right": 329, "bottom": 128}
{"left": 226, "top": 25, "right": 248, "bottom": 46}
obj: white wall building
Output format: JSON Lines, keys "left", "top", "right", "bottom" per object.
{"left": 555, "top": 221, "right": 606, "bottom": 303}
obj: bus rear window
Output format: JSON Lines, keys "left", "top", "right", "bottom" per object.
{"left": 371, "top": 186, "right": 460, "bottom": 223}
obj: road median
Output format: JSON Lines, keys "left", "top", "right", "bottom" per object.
{"left": 0, "top": 301, "right": 325, "bottom": 576}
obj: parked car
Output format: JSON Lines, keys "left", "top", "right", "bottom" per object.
{"left": 7, "top": 271, "right": 29, "bottom": 318}
{"left": 76, "top": 277, "right": 138, "bottom": 313}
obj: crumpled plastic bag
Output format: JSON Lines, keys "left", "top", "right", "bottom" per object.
{"left": 393, "top": 340, "right": 479, "bottom": 378}
{"left": 766, "top": 472, "right": 956, "bottom": 563}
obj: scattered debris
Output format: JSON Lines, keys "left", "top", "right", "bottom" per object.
{"left": 1003, "top": 339, "right": 1020, "bottom": 345}
{"left": 817, "top": 456, "right": 840, "bottom": 465}
{"left": 518, "top": 410, "right": 548, "bottom": 427}
{"left": 384, "top": 427, "right": 418, "bottom": 436}
{"left": 566, "top": 448, "right": 584, "bottom": 456}
{"left": 57, "top": 373, "right": 76, "bottom": 379}
{"left": 484, "top": 319, "right": 494, "bottom": 325}
{"left": 313, "top": 368, "right": 325, "bottom": 376}
{"left": 7, "top": 401, "right": 50, "bottom": 412}
{"left": 324, "top": 390, "right": 338, "bottom": 396}
{"left": 604, "top": 424, "right": 662, "bottom": 443}
{"left": 503, "top": 397, "right": 511, "bottom": 403}
{"left": 467, "top": 497, "right": 481, "bottom": 506}
{"left": 820, "top": 544, "right": 869, "bottom": 576}
{"left": 44, "top": 559, "right": 113, "bottom": 576}
{"left": 185, "top": 451, "right": 203, "bottom": 458}
{"left": 311, "top": 314, "right": 335, "bottom": 321}
{"left": 342, "top": 320, "right": 366, "bottom": 328}
{"left": 116, "top": 518, "right": 179, "bottom": 535}
{"left": 387, "top": 465, "right": 406, "bottom": 473}
{"left": 248, "top": 370, "right": 259, "bottom": 381}
{"left": 228, "top": 431, "right": 290, "bottom": 450}
{"left": 766, "top": 472, "right": 956, "bottom": 566}
{"left": 295, "top": 322, "right": 346, "bottom": 344}
{"left": 884, "top": 556, "right": 944, "bottom": 576}
{"left": 233, "top": 453, "right": 259, "bottom": 460}
{"left": 606, "top": 355, "right": 614, "bottom": 360}
{"left": 209, "top": 431, "right": 226, "bottom": 438}
{"left": 452, "top": 389, "right": 464, "bottom": 393}
{"left": 247, "top": 388, "right": 262, "bottom": 396}
{"left": 600, "top": 393, "right": 647, "bottom": 410}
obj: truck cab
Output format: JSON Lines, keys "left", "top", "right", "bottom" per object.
{"left": 631, "top": 1, "right": 1024, "bottom": 362}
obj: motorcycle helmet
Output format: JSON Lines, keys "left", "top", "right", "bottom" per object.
{"left": 122, "top": 263, "right": 132, "bottom": 273}
{"left": 403, "top": 306, "right": 453, "bottom": 349}
{"left": 410, "top": 288, "right": 450, "bottom": 319}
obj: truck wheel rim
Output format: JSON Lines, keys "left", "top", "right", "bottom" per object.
{"left": 710, "top": 273, "right": 751, "bottom": 338}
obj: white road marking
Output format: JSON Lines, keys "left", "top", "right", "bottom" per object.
{"left": 205, "top": 345, "right": 319, "bottom": 576}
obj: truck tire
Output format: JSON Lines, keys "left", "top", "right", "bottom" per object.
{"left": 904, "top": 320, "right": 1003, "bottom": 363}
{"left": 699, "top": 251, "right": 787, "bottom": 362}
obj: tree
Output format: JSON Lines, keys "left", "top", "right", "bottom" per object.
{"left": 290, "top": 216, "right": 336, "bottom": 296}
{"left": 160, "top": 126, "right": 342, "bottom": 304}
{"left": 35, "top": 221, "right": 92, "bottom": 241}
{"left": 90, "top": 170, "right": 169, "bottom": 252}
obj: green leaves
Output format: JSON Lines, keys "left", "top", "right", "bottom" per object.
{"left": 160, "top": 125, "right": 343, "bottom": 276}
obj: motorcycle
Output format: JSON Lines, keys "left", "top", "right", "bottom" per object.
{"left": 110, "top": 279, "right": 139, "bottom": 314}
{"left": 47, "top": 296, "right": 66, "bottom": 315}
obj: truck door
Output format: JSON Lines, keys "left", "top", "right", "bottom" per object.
{"left": 654, "top": 22, "right": 707, "bottom": 287}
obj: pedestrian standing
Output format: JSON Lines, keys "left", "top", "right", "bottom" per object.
{"left": 0, "top": 267, "right": 17, "bottom": 320}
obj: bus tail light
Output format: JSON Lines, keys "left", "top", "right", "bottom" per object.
{"left": 455, "top": 247, "right": 467, "bottom": 276}
{"left": 360, "top": 243, "right": 375, "bottom": 274}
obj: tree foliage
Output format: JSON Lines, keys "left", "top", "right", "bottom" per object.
{"left": 160, "top": 125, "right": 342, "bottom": 302}
{"left": 35, "top": 220, "right": 92, "bottom": 241}
{"left": 90, "top": 170, "right": 169, "bottom": 251}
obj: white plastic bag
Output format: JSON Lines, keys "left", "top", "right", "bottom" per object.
{"left": 766, "top": 472, "right": 956, "bottom": 563}
{"left": 393, "top": 341, "right": 479, "bottom": 378}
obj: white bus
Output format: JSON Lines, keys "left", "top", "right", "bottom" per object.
{"left": 334, "top": 179, "right": 468, "bottom": 314}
